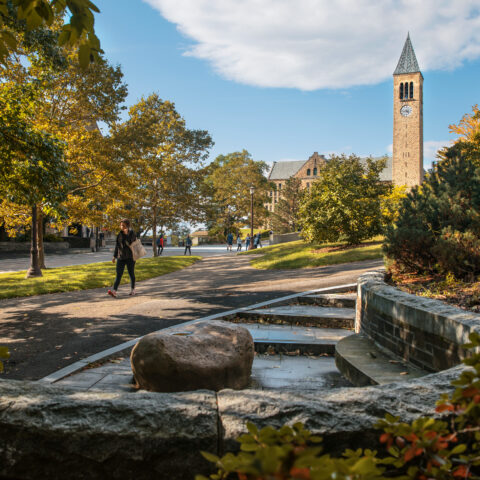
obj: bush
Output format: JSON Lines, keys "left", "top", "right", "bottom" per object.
{"left": 197, "top": 333, "right": 480, "bottom": 479}
{"left": 384, "top": 142, "right": 480, "bottom": 279}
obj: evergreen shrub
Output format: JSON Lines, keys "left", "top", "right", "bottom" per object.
{"left": 383, "top": 142, "right": 480, "bottom": 279}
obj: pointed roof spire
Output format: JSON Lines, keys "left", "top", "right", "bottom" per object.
{"left": 394, "top": 33, "right": 421, "bottom": 75}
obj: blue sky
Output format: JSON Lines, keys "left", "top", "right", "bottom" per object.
{"left": 94, "top": 0, "right": 480, "bottom": 170}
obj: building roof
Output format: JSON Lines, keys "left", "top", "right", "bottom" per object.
{"left": 394, "top": 33, "right": 421, "bottom": 76}
{"left": 268, "top": 160, "right": 307, "bottom": 180}
{"left": 191, "top": 230, "right": 209, "bottom": 237}
{"left": 359, "top": 156, "right": 392, "bottom": 182}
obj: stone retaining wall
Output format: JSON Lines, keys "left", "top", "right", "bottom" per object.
{"left": 0, "top": 367, "right": 462, "bottom": 480}
{"left": 0, "top": 242, "right": 69, "bottom": 253}
{"left": 356, "top": 271, "right": 480, "bottom": 372}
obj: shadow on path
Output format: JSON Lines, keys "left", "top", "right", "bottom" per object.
{"left": 0, "top": 255, "right": 383, "bottom": 380}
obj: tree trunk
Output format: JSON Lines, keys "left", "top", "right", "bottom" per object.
{"left": 26, "top": 204, "right": 42, "bottom": 278}
{"left": 152, "top": 207, "right": 157, "bottom": 257}
{"left": 37, "top": 206, "right": 46, "bottom": 270}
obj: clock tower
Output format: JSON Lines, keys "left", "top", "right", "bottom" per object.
{"left": 393, "top": 34, "right": 424, "bottom": 187}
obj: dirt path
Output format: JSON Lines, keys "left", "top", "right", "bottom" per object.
{"left": 0, "top": 255, "right": 383, "bottom": 380}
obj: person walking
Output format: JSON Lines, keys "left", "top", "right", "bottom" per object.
{"left": 108, "top": 219, "right": 137, "bottom": 298}
{"left": 245, "top": 234, "right": 251, "bottom": 250}
{"left": 157, "top": 233, "right": 164, "bottom": 256}
{"left": 236, "top": 234, "right": 242, "bottom": 251}
{"left": 257, "top": 233, "right": 263, "bottom": 248}
{"left": 226, "top": 232, "right": 233, "bottom": 252}
{"left": 184, "top": 234, "right": 192, "bottom": 255}
{"left": 253, "top": 233, "right": 259, "bottom": 249}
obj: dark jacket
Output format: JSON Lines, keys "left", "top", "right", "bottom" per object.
{"left": 114, "top": 229, "right": 136, "bottom": 260}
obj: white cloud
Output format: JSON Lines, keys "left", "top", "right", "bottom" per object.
{"left": 424, "top": 140, "right": 452, "bottom": 168}
{"left": 143, "top": 0, "right": 480, "bottom": 90}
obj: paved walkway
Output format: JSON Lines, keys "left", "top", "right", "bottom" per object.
{"left": 0, "top": 244, "right": 241, "bottom": 273}
{"left": 0, "top": 255, "right": 383, "bottom": 380}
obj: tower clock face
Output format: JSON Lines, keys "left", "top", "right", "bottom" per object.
{"left": 400, "top": 105, "right": 412, "bottom": 117}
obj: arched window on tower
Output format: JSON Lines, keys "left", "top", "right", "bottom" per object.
{"left": 399, "top": 83, "right": 403, "bottom": 99}
{"left": 410, "top": 82, "right": 414, "bottom": 99}
{"left": 404, "top": 82, "right": 409, "bottom": 99}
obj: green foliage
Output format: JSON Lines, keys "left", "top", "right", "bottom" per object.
{"left": 270, "top": 177, "right": 303, "bottom": 234}
{"left": 0, "top": 81, "right": 70, "bottom": 208}
{"left": 383, "top": 141, "right": 480, "bottom": 279}
{"left": 298, "top": 155, "right": 390, "bottom": 245}
{"left": 0, "top": 0, "right": 102, "bottom": 67}
{"left": 199, "top": 333, "right": 480, "bottom": 479}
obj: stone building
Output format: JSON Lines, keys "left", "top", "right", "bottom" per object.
{"left": 392, "top": 34, "right": 424, "bottom": 187}
{"left": 266, "top": 153, "right": 391, "bottom": 213}
{"left": 265, "top": 34, "right": 423, "bottom": 214}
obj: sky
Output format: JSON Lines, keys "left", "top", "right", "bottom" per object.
{"left": 94, "top": 0, "right": 480, "bottom": 170}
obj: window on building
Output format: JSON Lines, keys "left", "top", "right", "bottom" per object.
{"left": 307, "top": 169, "right": 311, "bottom": 176}
{"left": 400, "top": 83, "right": 404, "bottom": 99}
{"left": 306, "top": 182, "right": 310, "bottom": 189}
{"left": 278, "top": 183, "right": 282, "bottom": 190}
{"left": 270, "top": 191, "right": 272, "bottom": 197}
{"left": 404, "top": 82, "right": 409, "bottom": 99}
{"left": 313, "top": 167, "right": 317, "bottom": 176}
{"left": 410, "top": 82, "right": 414, "bottom": 99}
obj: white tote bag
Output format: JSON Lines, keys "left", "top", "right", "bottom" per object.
{"left": 129, "top": 239, "right": 146, "bottom": 261}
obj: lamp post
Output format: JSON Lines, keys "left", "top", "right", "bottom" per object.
{"left": 250, "top": 185, "right": 255, "bottom": 249}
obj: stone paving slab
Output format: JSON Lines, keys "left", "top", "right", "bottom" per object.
{"left": 335, "top": 334, "right": 429, "bottom": 386}
{"left": 237, "top": 322, "right": 353, "bottom": 344}
{"left": 297, "top": 293, "right": 357, "bottom": 308}
{"left": 237, "top": 305, "right": 355, "bottom": 329}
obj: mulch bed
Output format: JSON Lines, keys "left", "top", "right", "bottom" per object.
{"left": 311, "top": 241, "right": 381, "bottom": 255}
{"left": 389, "top": 273, "right": 480, "bottom": 313}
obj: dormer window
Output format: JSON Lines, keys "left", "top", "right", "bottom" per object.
{"left": 313, "top": 167, "right": 317, "bottom": 176}
{"left": 278, "top": 183, "right": 282, "bottom": 190}
{"left": 307, "top": 169, "right": 311, "bottom": 176}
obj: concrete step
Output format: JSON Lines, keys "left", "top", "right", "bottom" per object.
{"left": 335, "top": 334, "right": 429, "bottom": 387}
{"left": 238, "top": 322, "right": 354, "bottom": 355}
{"left": 296, "top": 293, "right": 356, "bottom": 309}
{"left": 236, "top": 305, "right": 355, "bottom": 329}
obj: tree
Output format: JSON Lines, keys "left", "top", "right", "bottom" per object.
{"left": 0, "top": 0, "right": 102, "bottom": 67}
{"left": 114, "top": 94, "right": 213, "bottom": 255}
{"left": 449, "top": 104, "right": 480, "bottom": 143}
{"left": 383, "top": 140, "right": 480, "bottom": 278}
{"left": 202, "top": 150, "right": 271, "bottom": 239}
{"left": 270, "top": 177, "right": 303, "bottom": 233}
{"left": 0, "top": 28, "right": 128, "bottom": 266}
{"left": 0, "top": 81, "right": 70, "bottom": 276}
{"left": 298, "top": 155, "right": 390, "bottom": 245}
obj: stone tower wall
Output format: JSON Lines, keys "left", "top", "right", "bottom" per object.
{"left": 393, "top": 72, "right": 424, "bottom": 187}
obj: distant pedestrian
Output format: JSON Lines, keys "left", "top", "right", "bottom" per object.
{"left": 257, "top": 233, "right": 263, "bottom": 248}
{"left": 236, "top": 234, "right": 242, "bottom": 251}
{"left": 184, "top": 234, "right": 192, "bottom": 255}
{"left": 253, "top": 233, "right": 259, "bottom": 249}
{"left": 108, "top": 219, "right": 136, "bottom": 298}
{"left": 245, "top": 234, "right": 251, "bottom": 250}
{"left": 156, "top": 234, "right": 164, "bottom": 256}
{"left": 226, "top": 232, "right": 233, "bottom": 251}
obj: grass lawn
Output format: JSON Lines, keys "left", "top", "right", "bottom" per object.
{"left": 241, "top": 239, "right": 384, "bottom": 269}
{"left": 0, "top": 256, "right": 200, "bottom": 300}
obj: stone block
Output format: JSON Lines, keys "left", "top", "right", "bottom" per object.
{"left": 131, "top": 320, "right": 254, "bottom": 392}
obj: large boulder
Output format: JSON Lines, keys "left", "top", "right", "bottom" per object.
{"left": 131, "top": 320, "right": 254, "bottom": 392}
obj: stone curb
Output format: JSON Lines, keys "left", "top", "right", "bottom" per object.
{"left": 39, "top": 283, "right": 357, "bottom": 384}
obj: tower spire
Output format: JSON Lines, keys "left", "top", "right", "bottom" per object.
{"left": 394, "top": 33, "right": 421, "bottom": 75}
